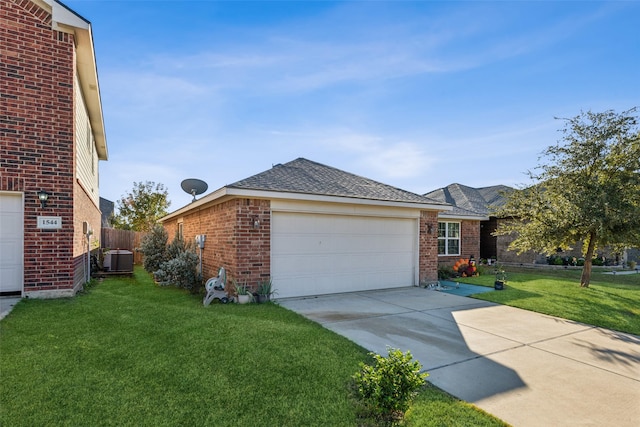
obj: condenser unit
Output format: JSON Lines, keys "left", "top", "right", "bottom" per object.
{"left": 103, "top": 249, "right": 133, "bottom": 273}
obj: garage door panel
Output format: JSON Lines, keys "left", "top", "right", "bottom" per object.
{"left": 272, "top": 212, "right": 416, "bottom": 298}
{"left": 0, "top": 193, "right": 23, "bottom": 294}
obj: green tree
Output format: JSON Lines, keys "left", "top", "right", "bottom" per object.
{"left": 494, "top": 108, "right": 640, "bottom": 287}
{"left": 112, "top": 181, "right": 171, "bottom": 232}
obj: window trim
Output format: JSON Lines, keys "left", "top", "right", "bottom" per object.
{"left": 438, "top": 221, "right": 461, "bottom": 256}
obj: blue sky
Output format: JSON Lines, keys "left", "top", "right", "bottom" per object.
{"left": 65, "top": 0, "right": 640, "bottom": 210}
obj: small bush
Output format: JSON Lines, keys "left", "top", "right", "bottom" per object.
{"left": 140, "top": 225, "right": 168, "bottom": 273}
{"left": 475, "top": 264, "right": 488, "bottom": 276}
{"left": 166, "top": 232, "right": 187, "bottom": 260}
{"left": 154, "top": 247, "right": 200, "bottom": 293}
{"left": 353, "top": 348, "right": 428, "bottom": 422}
{"left": 437, "top": 265, "right": 455, "bottom": 280}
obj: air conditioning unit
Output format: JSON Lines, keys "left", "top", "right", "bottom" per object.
{"left": 103, "top": 249, "right": 133, "bottom": 273}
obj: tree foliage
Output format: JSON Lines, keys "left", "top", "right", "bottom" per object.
{"left": 494, "top": 108, "right": 640, "bottom": 287}
{"left": 112, "top": 181, "right": 170, "bottom": 232}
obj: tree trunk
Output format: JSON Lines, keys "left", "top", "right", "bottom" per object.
{"left": 580, "top": 231, "right": 597, "bottom": 288}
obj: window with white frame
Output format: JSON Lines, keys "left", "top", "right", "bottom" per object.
{"left": 438, "top": 221, "right": 460, "bottom": 255}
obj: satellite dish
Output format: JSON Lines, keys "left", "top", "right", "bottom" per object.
{"left": 181, "top": 178, "right": 208, "bottom": 202}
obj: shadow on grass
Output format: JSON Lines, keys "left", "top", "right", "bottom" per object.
{"left": 471, "top": 286, "right": 542, "bottom": 305}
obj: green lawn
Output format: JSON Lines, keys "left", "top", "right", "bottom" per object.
{"left": 0, "top": 268, "right": 506, "bottom": 427}
{"left": 457, "top": 266, "right": 640, "bottom": 335}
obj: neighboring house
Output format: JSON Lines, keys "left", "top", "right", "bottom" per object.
{"left": 100, "top": 197, "right": 114, "bottom": 228}
{"left": 426, "top": 183, "right": 633, "bottom": 266}
{"left": 424, "top": 183, "right": 538, "bottom": 265}
{"left": 0, "top": 0, "right": 107, "bottom": 297}
{"left": 160, "top": 158, "right": 451, "bottom": 298}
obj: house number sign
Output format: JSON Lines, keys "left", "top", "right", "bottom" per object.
{"left": 37, "top": 216, "right": 62, "bottom": 229}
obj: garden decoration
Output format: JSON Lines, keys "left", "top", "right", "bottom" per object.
{"left": 452, "top": 258, "right": 478, "bottom": 277}
{"left": 494, "top": 265, "right": 507, "bottom": 290}
{"left": 203, "top": 267, "right": 232, "bottom": 306}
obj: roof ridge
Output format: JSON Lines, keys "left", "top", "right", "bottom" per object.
{"left": 229, "top": 157, "right": 449, "bottom": 206}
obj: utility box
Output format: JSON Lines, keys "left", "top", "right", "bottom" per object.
{"left": 104, "top": 249, "right": 134, "bottom": 273}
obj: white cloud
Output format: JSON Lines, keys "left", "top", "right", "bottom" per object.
{"left": 311, "top": 130, "right": 435, "bottom": 180}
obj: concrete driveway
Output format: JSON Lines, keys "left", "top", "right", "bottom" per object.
{"left": 278, "top": 287, "right": 640, "bottom": 427}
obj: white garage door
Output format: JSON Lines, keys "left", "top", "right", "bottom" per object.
{"left": 271, "top": 212, "right": 417, "bottom": 298}
{"left": 0, "top": 193, "right": 23, "bottom": 294}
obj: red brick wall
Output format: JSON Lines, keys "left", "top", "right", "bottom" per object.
{"left": 419, "top": 210, "right": 439, "bottom": 282}
{"left": 235, "top": 198, "right": 271, "bottom": 289}
{"left": 163, "top": 198, "right": 271, "bottom": 293}
{"left": 438, "top": 219, "right": 481, "bottom": 266}
{"left": 73, "top": 180, "right": 102, "bottom": 289}
{"left": 1, "top": 0, "right": 77, "bottom": 294}
{"left": 73, "top": 180, "right": 102, "bottom": 257}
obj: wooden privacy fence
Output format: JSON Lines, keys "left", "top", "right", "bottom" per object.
{"left": 101, "top": 228, "right": 146, "bottom": 265}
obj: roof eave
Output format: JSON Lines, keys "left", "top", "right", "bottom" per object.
{"left": 160, "top": 187, "right": 453, "bottom": 222}
{"left": 228, "top": 188, "right": 453, "bottom": 211}
{"left": 438, "top": 212, "right": 490, "bottom": 221}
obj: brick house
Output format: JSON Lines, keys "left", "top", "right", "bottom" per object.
{"left": 424, "top": 183, "right": 631, "bottom": 266}
{"left": 424, "top": 184, "right": 520, "bottom": 266}
{"left": 0, "top": 0, "right": 108, "bottom": 297}
{"left": 160, "top": 158, "right": 451, "bottom": 298}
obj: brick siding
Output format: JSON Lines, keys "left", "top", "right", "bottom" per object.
{"left": 163, "top": 198, "right": 271, "bottom": 293}
{"left": 1, "top": 0, "right": 96, "bottom": 296}
{"left": 419, "top": 210, "right": 439, "bottom": 282}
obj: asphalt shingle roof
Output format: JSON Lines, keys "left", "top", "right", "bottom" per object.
{"left": 229, "top": 158, "right": 447, "bottom": 206}
{"left": 424, "top": 183, "right": 513, "bottom": 216}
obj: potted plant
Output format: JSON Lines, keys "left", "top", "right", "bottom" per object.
{"left": 233, "top": 280, "right": 253, "bottom": 304}
{"left": 256, "top": 279, "right": 274, "bottom": 303}
{"left": 494, "top": 264, "right": 506, "bottom": 290}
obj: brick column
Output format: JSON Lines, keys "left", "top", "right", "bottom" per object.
{"left": 419, "top": 210, "right": 439, "bottom": 283}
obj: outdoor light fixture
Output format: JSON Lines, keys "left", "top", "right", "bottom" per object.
{"left": 37, "top": 190, "right": 50, "bottom": 208}
{"left": 427, "top": 224, "right": 433, "bottom": 234}
{"left": 252, "top": 216, "right": 261, "bottom": 229}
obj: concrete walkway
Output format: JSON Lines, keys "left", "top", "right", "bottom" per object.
{"left": 0, "top": 297, "right": 21, "bottom": 321}
{"left": 278, "top": 287, "right": 640, "bottom": 427}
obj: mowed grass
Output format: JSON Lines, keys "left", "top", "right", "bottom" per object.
{"left": 0, "top": 268, "right": 506, "bottom": 427}
{"left": 457, "top": 267, "right": 640, "bottom": 335}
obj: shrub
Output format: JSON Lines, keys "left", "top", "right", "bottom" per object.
{"left": 353, "top": 348, "right": 428, "bottom": 422}
{"left": 437, "top": 265, "right": 455, "bottom": 280}
{"left": 547, "top": 255, "right": 564, "bottom": 266}
{"left": 166, "top": 232, "right": 187, "bottom": 260}
{"left": 475, "top": 264, "right": 488, "bottom": 276}
{"left": 140, "top": 225, "right": 168, "bottom": 273}
{"left": 154, "top": 246, "right": 200, "bottom": 293}
{"left": 629, "top": 260, "right": 637, "bottom": 270}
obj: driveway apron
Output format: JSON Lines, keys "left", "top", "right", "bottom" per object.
{"left": 278, "top": 287, "right": 640, "bottom": 427}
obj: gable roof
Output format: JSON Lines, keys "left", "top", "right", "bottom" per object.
{"left": 229, "top": 158, "right": 446, "bottom": 205}
{"left": 162, "top": 158, "right": 451, "bottom": 221}
{"left": 424, "top": 183, "right": 513, "bottom": 219}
